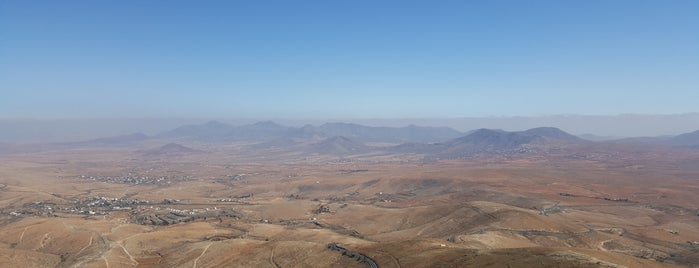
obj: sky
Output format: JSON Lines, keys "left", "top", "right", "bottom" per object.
{"left": 1, "top": 0, "right": 698, "bottom": 119}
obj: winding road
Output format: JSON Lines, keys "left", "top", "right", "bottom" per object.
{"left": 327, "top": 242, "right": 378, "bottom": 268}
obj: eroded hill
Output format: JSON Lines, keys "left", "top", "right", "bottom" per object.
{"left": 1, "top": 125, "right": 698, "bottom": 267}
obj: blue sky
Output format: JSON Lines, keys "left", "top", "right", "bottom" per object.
{"left": 1, "top": 0, "right": 697, "bottom": 119}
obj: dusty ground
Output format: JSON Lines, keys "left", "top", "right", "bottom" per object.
{"left": 0, "top": 143, "right": 698, "bottom": 267}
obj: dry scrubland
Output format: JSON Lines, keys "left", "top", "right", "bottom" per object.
{"left": 1, "top": 141, "right": 698, "bottom": 267}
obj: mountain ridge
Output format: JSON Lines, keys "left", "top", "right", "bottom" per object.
{"left": 158, "top": 121, "right": 463, "bottom": 143}
{"left": 140, "top": 143, "right": 202, "bottom": 156}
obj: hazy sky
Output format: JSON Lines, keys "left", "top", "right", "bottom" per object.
{"left": 1, "top": 1, "right": 698, "bottom": 119}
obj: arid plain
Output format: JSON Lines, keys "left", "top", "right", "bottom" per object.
{"left": 1, "top": 122, "right": 699, "bottom": 267}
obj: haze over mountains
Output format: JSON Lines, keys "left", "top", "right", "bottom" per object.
{"left": 3, "top": 119, "right": 699, "bottom": 267}
{"left": 416, "top": 127, "right": 586, "bottom": 158}
{"left": 3, "top": 120, "right": 699, "bottom": 268}
{"left": 6, "top": 120, "right": 693, "bottom": 161}
{"left": 2, "top": 113, "right": 699, "bottom": 144}
{"left": 1, "top": 118, "right": 699, "bottom": 162}
{"left": 153, "top": 120, "right": 699, "bottom": 150}
{"left": 139, "top": 143, "right": 203, "bottom": 156}
{"left": 161, "top": 121, "right": 463, "bottom": 144}
{"left": 667, "top": 130, "right": 699, "bottom": 147}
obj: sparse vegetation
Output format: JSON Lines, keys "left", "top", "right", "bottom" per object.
{"left": 1, "top": 122, "right": 698, "bottom": 267}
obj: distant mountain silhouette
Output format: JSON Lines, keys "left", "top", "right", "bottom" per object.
{"left": 140, "top": 143, "right": 202, "bottom": 156}
{"left": 304, "top": 136, "right": 370, "bottom": 155}
{"left": 313, "top": 123, "right": 463, "bottom": 143}
{"left": 577, "top": 133, "right": 620, "bottom": 141}
{"left": 521, "top": 127, "right": 582, "bottom": 142}
{"left": 610, "top": 130, "right": 699, "bottom": 148}
{"left": 394, "top": 127, "right": 584, "bottom": 158}
{"left": 157, "top": 122, "right": 588, "bottom": 158}
{"left": 159, "top": 121, "right": 235, "bottom": 141}
{"left": 225, "top": 121, "right": 296, "bottom": 141}
{"left": 248, "top": 137, "right": 300, "bottom": 150}
{"left": 446, "top": 129, "right": 538, "bottom": 148}
{"left": 160, "top": 121, "right": 463, "bottom": 143}
{"left": 611, "top": 136, "right": 670, "bottom": 145}
{"left": 668, "top": 130, "right": 699, "bottom": 147}
{"left": 80, "top": 132, "right": 149, "bottom": 146}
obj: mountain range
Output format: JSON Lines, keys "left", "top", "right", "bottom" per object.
{"left": 615, "top": 129, "right": 699, "bottom": 148}
{"left": 12, "top": 121, "right": 698, "bottom": 158}
{"left": 304, "top": 136, "right": 371, "bottom": 156}
{"left": 155, "top": 121, "right": 592, "bottom": 157}
{"left": 669, "top": 130, "right": 699, "bottom": 147}
{"left": 81, "top": 132, "right": 149, "bottom": 146}
{"left": 139, "top": 143, "right": 203, "bottom": 156}
{"left": 389, "top": 127, "right": 585, "bottom": 158}
{"left": 159, "top": 120, "right": 464, "bottom": 143}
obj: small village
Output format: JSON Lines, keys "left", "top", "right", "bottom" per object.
{"left": 6, "top": 195, "right": 241, "bottom": 227}
{"left": 77, "top": 174, "right": 193, "bottom": 185}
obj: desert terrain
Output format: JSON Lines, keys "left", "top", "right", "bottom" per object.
{"left": 1, "top": 121, "right": 698, "bottom": 267}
